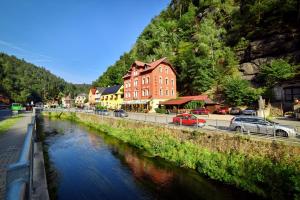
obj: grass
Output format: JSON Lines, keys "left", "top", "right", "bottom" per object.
{"left": 0, "top": 115, "right": 23, "bottom": 134}
{"left": 43, "top": 112, "right": 300, "bottom": 200}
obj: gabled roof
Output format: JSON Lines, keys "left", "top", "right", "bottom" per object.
{"left": 96, "top": 87, "right": 106, "bottom": 94}
{"left": 90, "top": 88, "right": 97, "bottom": 95}
{"left": 77, "top": 93, "right": 87, "bottom": 97}
{"left": 102, "top": 85, "right": 122, "bottom": 95}
{"left": 123, "top": 57, "right": 176, "bottom": 79}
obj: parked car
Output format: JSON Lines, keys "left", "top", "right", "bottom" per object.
{"left": 114, "top": 109, "right": 128, "bottom": 117}
{"left": 229, "top": 116, "right": 297, "bottom": 137}
{"left": 215, "top": 107, "right": 229, "bottom": 114}
{"left": 11, "top": 103, "right": 23, "bottom": 111}
{"left": 229, "top": 107, "right": 241, "bottom": 115}
{"left": 0, "top": 103, "right": 9, "bottom": 110}
{"left": 191, "top": 108, "right": 210, "bottom": 115}
{"left": 241, "top": 109, "right": 256, "bottom": 115}
{"left": 96, "top": 109, "right": 110, "bottom": 116}
{"left": 173, "top": 113, "right": 206, "bottom": 127}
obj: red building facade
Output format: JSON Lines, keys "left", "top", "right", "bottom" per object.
{"left": 123, "top": 57, "right": 176, "bottom": 112}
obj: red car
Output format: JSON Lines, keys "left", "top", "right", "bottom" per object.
{"left": 191, "top": 108, "right": 210, "bottom": 115}
{"left": 172, "top": 114, "right": 206, "bottom": 127}
{"left": 215, "top": 107, "right": 229, "bottom": 114}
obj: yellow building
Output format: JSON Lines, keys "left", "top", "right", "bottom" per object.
{"left": 100, "top": 85, "right": 124, "bottom": 109}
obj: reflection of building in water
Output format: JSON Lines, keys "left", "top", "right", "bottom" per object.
{"left": 87, "top": 133, "right": 102, "bottom": 148}
{"left": 124, "top": 152, "right": 174, "bottom": 185}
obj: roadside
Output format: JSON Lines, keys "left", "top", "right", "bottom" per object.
{"left": 0, "top": 115, "right": 23, "bottom": 134}
{"left": 0, "top": 109, "right": 12, "bottom": 122}
{"left": 0, "top": 113, "right": 32, "bottom": 199}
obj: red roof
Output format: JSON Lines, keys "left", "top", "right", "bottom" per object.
{"left": 159, "top": 95, "right": 217, "bottom": 105}
{"left": 90, "top": 88, "right": 96, "bottom": 95}
{"left": 160, "top": 99, "right": 191, "bottom": 105}
{"left": 180, "top": 95, "right": 208, "bottom": 101}
{"left": 123, "top": 57, "right": 176, "bottom": 79}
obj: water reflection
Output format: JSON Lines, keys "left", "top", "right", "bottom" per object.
{"left": 41, "top": 118, "right": 263, "bottom": 200}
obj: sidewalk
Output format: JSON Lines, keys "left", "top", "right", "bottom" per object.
{"left": 0, "top": 113, "right": 32, "bottom": 200}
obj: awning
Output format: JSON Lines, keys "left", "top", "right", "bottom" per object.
{"left": 159, "top": 99, "right": 191, "bottom": 105}
{"left": 122, "top": 100, "right": 150, "bottom": 105}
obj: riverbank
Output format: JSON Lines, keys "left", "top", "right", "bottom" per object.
{"left": 43, "top": 112, "right": 300, "bottom": 200}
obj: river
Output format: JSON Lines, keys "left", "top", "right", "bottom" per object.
{"left": 40, "top": 117, "right": 263, "bottom": 200}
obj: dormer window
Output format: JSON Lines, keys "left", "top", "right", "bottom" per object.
{"left": 144, "top": 64, "right": 148, "bottom": 70}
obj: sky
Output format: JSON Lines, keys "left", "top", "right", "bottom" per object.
{"left": 0, "top": 0, "right": 170, "bottom": 84}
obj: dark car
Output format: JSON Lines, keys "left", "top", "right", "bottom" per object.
{"left": 173, "top": 114, "right": 206, "bottom": 127}
{"left": 96, "top": 109, "right": 110, "bottom": 116}
{"left": 191, "top": 108, "right": 210, "bottom": 115}
{"left": 0, "top": 103, "right": 9, "bottom": 110}
{"left": 215, "top": 107, "right": 229, "bottom": 115}
{"left": 114, "top": 109, "right": 128, "bottom": 117}
{"left": 229, "top": 107, "right": 241, "bottom": 115}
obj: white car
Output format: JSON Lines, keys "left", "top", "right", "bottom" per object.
{"left": 230, "top": 116, "right": 297, "bottom": 137}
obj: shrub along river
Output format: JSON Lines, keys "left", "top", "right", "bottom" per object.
{"left": 40, "top": 117, "right": 263, "bottom": 200}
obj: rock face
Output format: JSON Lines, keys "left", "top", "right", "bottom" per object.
{"left": 238, "top": 31, "right": 300, "bottom": 81}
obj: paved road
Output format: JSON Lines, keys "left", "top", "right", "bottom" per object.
{"left": 44, "top": 108, "right": 300, "bottom": 144}
{"left": 0, "top": 109, "right": 12, "bottom": 121}
{"left": 0, "top": 113, "right": 32, "bottom": 199}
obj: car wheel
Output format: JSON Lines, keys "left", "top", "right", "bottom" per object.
{"left": 235, "top": 126, "right": 242, "bottom": 133}
{"left": 276, "top": 130, "right": 288, "bottom": 137}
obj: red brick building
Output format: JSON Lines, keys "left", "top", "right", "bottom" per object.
{"left": 123, "top": 57, "right": 177, "bottom": 112}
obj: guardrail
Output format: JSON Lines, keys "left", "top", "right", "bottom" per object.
{"left": 6, "top": 115, "right": 36, "bottom": 200}
{"left": 43, "top": 108, "right": 300, "bottom": 144}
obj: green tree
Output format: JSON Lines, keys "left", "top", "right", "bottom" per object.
{"left": 259, "top": 59, "right": 296, "bottom": 87}
{"left": 222, "top": 76, "right": 262, "bottom": 106}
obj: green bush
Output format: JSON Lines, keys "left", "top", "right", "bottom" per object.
{"left": 184, "top": 101, "right": 205, "bottom": 109}
{"left": 222, "top": 76, "right": 263, "bottom": 106}
{"left": 155, "top": 107, "right": 167, "bottom": 114}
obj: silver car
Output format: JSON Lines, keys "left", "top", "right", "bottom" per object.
{"left": 229, "top": 116, "right": 297, "bottom": 137}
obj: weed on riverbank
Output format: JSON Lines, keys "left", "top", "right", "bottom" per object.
{"left": 44, "top": 112, "right": 300, "bottom": 200}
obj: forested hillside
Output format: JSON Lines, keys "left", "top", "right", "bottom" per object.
{"left": 0, "top": 53, "right": 90, "bottom": 103}
{"left": 93, "top": 0, "right": 300, "bottom": 105}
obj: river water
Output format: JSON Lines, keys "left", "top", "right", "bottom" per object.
{"left": 40, "top": 117, "right": 262, "bottom": 200}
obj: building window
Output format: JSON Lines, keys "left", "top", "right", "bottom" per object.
{"left": 133, "top": 70, "right": 138, "bottom": 76}
{"left": 134, "top": 79, "right": 138, "bottom": 87}
{"left": 171, "top": 79, "right": 174, "bottom": 86}
{"left": 165, "top": 78, "right": 168, "bottom": 85}
{"left": 159, "top": 76, "right": 162, "bottom": 84}
{"left": 159, "top": 66, "right": 162, "bottom": 73}
{"left": 134, "top": 91, "right": 138, "bottom": 98}
{"left": 159, "top": 89, "right": 163, "bottom": 96}
{"left": 165, "top": 67, "right": 168, "bottom": 74}
{"left": 171, "top": 89, "right": 174, "bottom": 96}
{"left": 142, "top": 90, "right": 145, "bottom": 96}
{"left": 145, "top": 89, "right": 149, "bottom": 96}
{"left": 146, "top": 77, "right": 150, "bottom": 84}
{"left": 284, "top": 87, "right": 300, "bottom": 102}
{"left": 142, "top": 77, "right": 145, "bottom": 85}
{"left": 166, "top": 90, "right": 169, "bottom": 96}
{"left": 128, "top": 82, "right": 131, "bottom": 87}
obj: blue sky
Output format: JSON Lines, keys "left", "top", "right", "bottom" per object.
{"left": 0, "top": 0, "right": 170, "bottom": 84}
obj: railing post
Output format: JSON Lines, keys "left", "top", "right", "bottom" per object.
{"left": 6, "top": 118, "right": 36, "bottom": 200}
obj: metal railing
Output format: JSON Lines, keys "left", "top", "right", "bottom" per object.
{"left": 6, "top": 116, "right": 36, "bottom": 200}
{"left": 43, "top": 108, "right": 300, "bottom": 144}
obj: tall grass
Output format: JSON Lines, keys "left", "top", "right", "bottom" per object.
{"left": 0, "top": 115, "right": 23, "bottom": 134}
{"left": 44, "top": 112, "right": 300, "bottom": 200}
